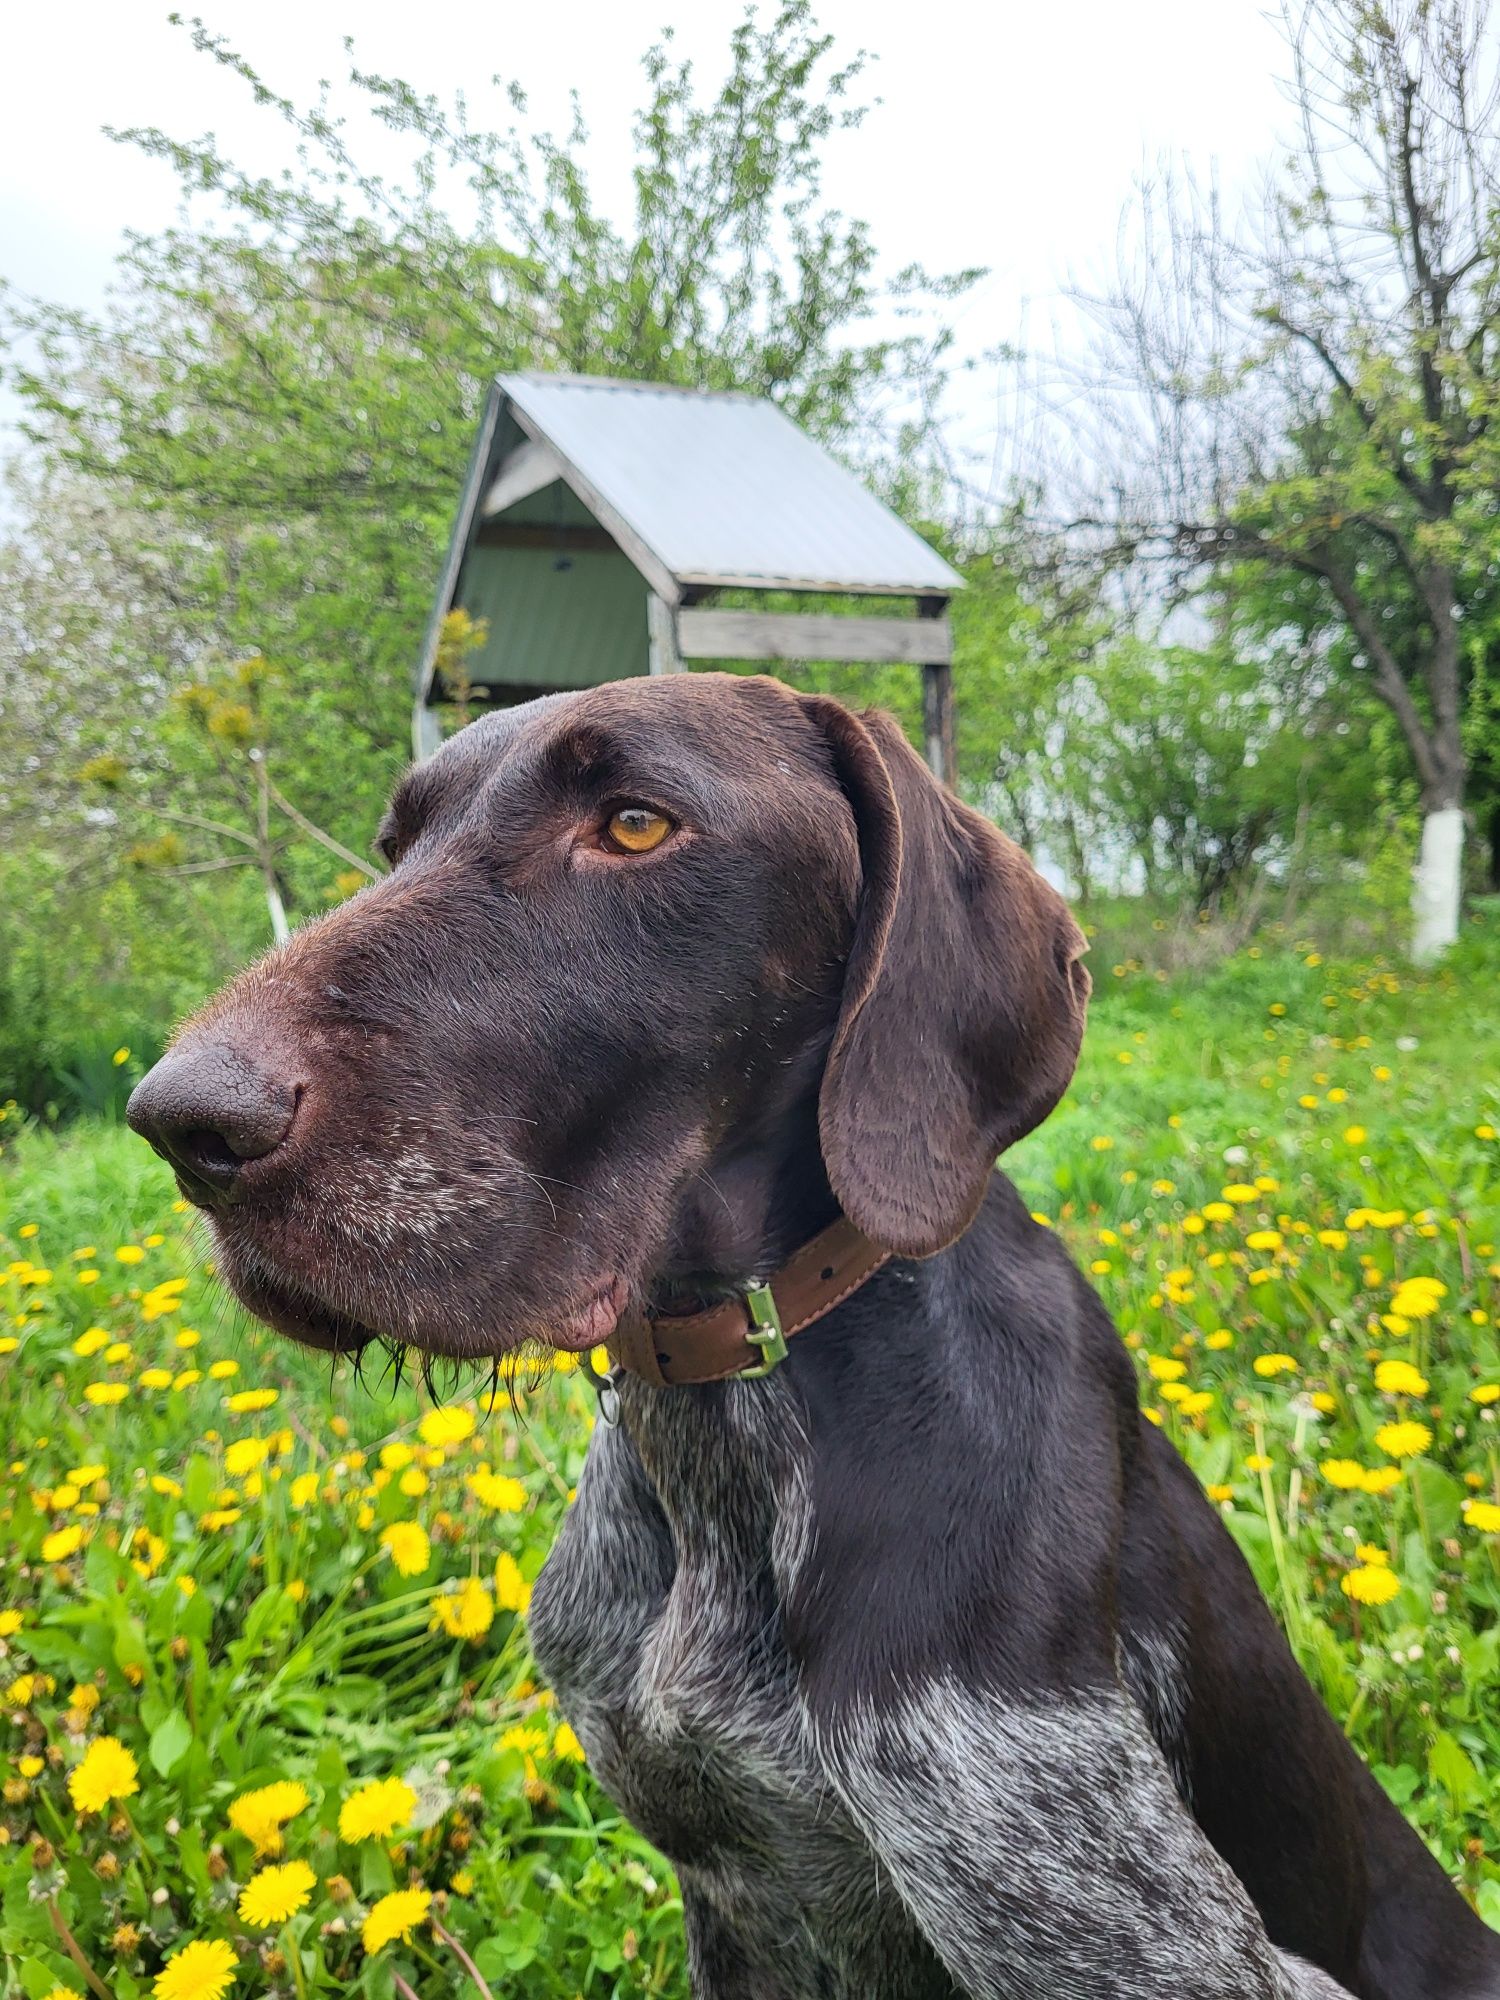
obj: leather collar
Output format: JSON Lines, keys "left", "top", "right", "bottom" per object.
{"left": 608, "top": 1214, "right": 889, "bottom": 1388}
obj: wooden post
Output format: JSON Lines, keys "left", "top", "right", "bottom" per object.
{"left": 647, "top": 593, "right": 686, "bottom": 674}
{"left": 412, "top": 701, "right": 444, "bottom": 762}
{"left": 922, "top": 661, "right": 955, "bottom": 787}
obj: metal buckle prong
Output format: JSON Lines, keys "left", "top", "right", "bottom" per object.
{"left": 738, "top": 1282, "right": 787, "bottom": 1378}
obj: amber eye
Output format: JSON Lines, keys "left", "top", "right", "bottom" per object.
{"left": 605, "top": 806, "right": 673, "bottom": 854}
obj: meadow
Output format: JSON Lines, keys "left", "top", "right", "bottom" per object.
{"left": 2, "top": 921, "right": 1499, "bottom": 1998}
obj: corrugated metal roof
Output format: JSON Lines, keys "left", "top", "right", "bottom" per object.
{"left": 497, "top": 372, "right": 963, "bottom": 597}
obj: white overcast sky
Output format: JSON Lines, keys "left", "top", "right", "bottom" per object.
{"left": 0, "top": 0, "right": 1292, "bottom": 489}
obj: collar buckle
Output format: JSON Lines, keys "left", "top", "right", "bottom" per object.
{"left": 738, "top": 1282, "right": 788, "bottom": 1378}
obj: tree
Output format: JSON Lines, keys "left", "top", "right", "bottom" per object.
{"left": 0, "top": 3, "right": 971, "bottom": 1099}
{"left": 1074, "top": 0, "right": 1500, "bottom": 959}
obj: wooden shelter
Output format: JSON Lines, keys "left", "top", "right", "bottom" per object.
{"left": 414, "top": 372, "right": 964, "bottom": 779}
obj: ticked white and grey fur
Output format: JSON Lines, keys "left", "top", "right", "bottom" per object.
{"left": 528, "top": 1368, "right": 1353, "bottom": 2000}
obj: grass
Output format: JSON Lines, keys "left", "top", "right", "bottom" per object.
{"left": 1, "top": 921, "right": 1499, "bottom": 1996}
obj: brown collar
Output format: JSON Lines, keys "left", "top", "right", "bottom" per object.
{"left": 608, "top": 1215, "right": 890, "bottom": 1388}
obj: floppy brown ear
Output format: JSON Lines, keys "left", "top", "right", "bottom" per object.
{"left": 806, "top": 698, "right": 1091, "bottom": 1258}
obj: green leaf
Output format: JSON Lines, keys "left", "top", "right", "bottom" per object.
{"left": 149, "top": 1707, "right": 194, "bottom": 1777}
{"left": 1428, "top": 1730, "right": 1479, "bottom": 1808}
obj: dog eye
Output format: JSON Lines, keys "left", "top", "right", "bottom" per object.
{"left": 604, "top": 806, "right": 673, "bottom": 855}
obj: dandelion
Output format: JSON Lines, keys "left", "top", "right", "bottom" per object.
{"left": 0, "top": 1611, "right": 23, "bottom": 1637}
{"left": 339, "top": 1775, "right": 417, "bottom": 1842}
{"left": 83, "top": 1383, "right": 128, "bottom": 1406}
{"left": 114, "top": 1246, "right": 145, "bottom": 1265}
{"left": 1360, "top": 1466, "right": 1404, "bottom": 1495}
{"left": 1374, "top": 1420, "right": 1432, "bottom": 1460}
{"left": 431, "top": 1577, "right": 495, "bottom": 1641}
{"left": 41, "top": 1524, "right": 85, "bottom": 1561}
{"left": 1341, "top": 1565, "right": 1401, "bottom": 1606}
{"left": 223, "top": 1437, "right": 270, "bottom": 1478}
{"left": 1343, "top": 1126, "right": 1366, "bottom": 1146}
{"left": 68, "top": 1736, "right": 139, "bottom": 1814}
{"left": 238, "top": 1858, "right": 316, "bottom": 1927}
{"left": 553, "top": 1722, "right": 587, "bottom": 1762}
{"left": 362, "top": 1885, "right": 432, "bottom": 1953}
{"left": 72, "top": 1327, "right": 110, "bottom": 1357}
{"left": 380, "top": 1521, "right": 431, "bottom": 1577}
{"left": 139, "top": 1368, "right": 173, "bottom": 1389}
{"left": 1253, "top": 1354, "right": 1298, "bottom": 1378}
{"left": 1470, "top": 1384, "right": 1500, "bottom": 1406}
{"left": 151, "top": 1937, "right": 238, "bottom": 2000}
{"left": 1462, "top": 1501, "right": 1500, "bottom": 1534}
{"left": 1374, "top": 1360, "right": 1429, "bottom": 1398}
{"left": 225, "top": 1389, "right": 278, "bottom": 1414}
{"left": 495, "top": 1550, "right": 531, "bottom": 1613}
{"left": 228, "top": 1779, "right": 311, "bottom": 1857}
{"left": 418, "top": 1405, "right": 476, "bottom": 1448}
{"left": 1145, "top": 1357, "right": 1186, "bottom": 1383}
{"left": 289, "top": 1472, "right": 320, "bottom": 1509}
{"left": 1205, "top": 1330, "right": 1234, "bottom": 1351}
{"left": 469, "top": 1469, "right": 526, "bottom": 1512}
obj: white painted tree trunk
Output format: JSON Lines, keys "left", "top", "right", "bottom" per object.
{"left": 264, "top": 878, "right": 291, "bottom": 946}
{"left": 1411, "top": 806, "right": 1464, "bottom": 964}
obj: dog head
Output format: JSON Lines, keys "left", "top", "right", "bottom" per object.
{"left": 127, "top": 674, "right": 1088, "bottom": 1362}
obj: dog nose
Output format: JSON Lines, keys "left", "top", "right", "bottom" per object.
{"left": 126, "top": 1041, "right": 298, "bottom": 1198}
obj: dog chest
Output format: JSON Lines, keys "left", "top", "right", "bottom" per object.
{"left": 527, "top": 1396, "right": 956, "bottom": 1997}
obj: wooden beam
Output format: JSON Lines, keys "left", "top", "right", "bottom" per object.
{"left": 922, "top": 661, "right": 956, "bottom": 788}
{"left": 647, "top": 595, "right": 686, "bottom": 674}
{"left": 676, "top": 608, "right": 951, "bottom": 665}
{"left": 472, "top": 522, "right": 621, "bottom": 555}
{"left": 480, "top": 439, "right": 564, "bottom": 516}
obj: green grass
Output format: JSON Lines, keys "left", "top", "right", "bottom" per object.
{"left": 1, "top": 924, "right": 1499, "bottom": 1996}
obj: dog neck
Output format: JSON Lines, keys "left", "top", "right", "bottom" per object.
{"left": 650, "top": 1082, "right": 841, "bottom": 1315}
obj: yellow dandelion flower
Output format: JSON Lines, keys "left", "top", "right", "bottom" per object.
{"left": 339, "top": 1774, "right": 417, "bottom": 1842}
{"left": 70, "top": 1683, "right": 100, "bottom": 1714}
{"left": 1373, "top": 1359, "right": 1429, "bottom": 1397}
{"left": 362, "top": 1885, "right": 432, "bottom": 1953}
{"left": 41, "top": 1524, "right": 85, "bottom": 1561}
{"left": 1374, "top": 1420, "right": 1432, "bottom": 1460}
{"left": 151, "top": 1474, "right": 183, "bottom": 1497}
{"left": 151, "top": 1937, "right": 237, "bottom": 2000}
{"left": 114, "top": 1246, "right": 145, "bottom": 1265}
{"left": 431, "top": 1577, "right": 496, "bottom": 1641}
{"left": 228, "top": 1779, "right": 311, "bottom": 1857}
{"left": 1354, "top": 1543, "right": 1389, "bottom": 1566}
{"left": 1360, "top": 1465, "right": 1403, "bottom": 1495}
{"left": 468, "top": 1470, "right": 526, "bottom": 1513}
{"left": 1253, "top": 1354, "right": 1298, "bottom": 1378}
{"left": 139, "top": 1368, "right": 173, "bottom": 1390}
{"left": 223, "top": 1437, "right": 270, "bottom": 1478}
{"left": 237, "top": 1858, "right": 316, "bottom": 1927}
{"left": 83, "top": 1383, "right": 128, "bottom": 1406}
{"left": 1201, "top": 1202, "right": 1234, "bottom": 1223}
{"left": 0, "top": 1611, "right": 21, "bottom": 1637}
{"left": 208, "top": 1359, "right": 239, "bottom": 1379}
{"left": 68, "top": 1736, "right": 139, "bottom": 1815}
{"left": 379, "top": 1521, "right": 430, "bottom": 1578}
{"left": 1205, "top": 1330, "right": 1234, "bottom": 1351}
{"left": 417, "top": 1405, "right": 476, "bottom": 1448}
{"left": 1145, "top": 1356, "right": 1186, "bottom": 1383}
{"left": 495, "top": 1550, "right": 531, "bottom": 1613}
{"left": 553, "top": 1721, "right": 587, "bottom": 1762}
{"left": 72, "top": 1327, "right": 111, "bottom": 1357}
{"left": 1470, "top": 1384, "right": 1500, "bottom": 1406}
{"left": 1319, "top": 1459, "right": 1367, "bottom": 1490}
{"left": 1244, "top": 1453, "right": 1273, "bottom": 1473}
{"left": 398, "top": 1467, "right": 429, "bottom": 1498}
{"left": 1462, "top": 1501, "right": 1500, "bottom": 1534}
{"left": 225, "top": 1389, "right": 278, "bottom": 1414}
{"left": 1341, "top": 1565, "right": 1401, "bottom": 1606}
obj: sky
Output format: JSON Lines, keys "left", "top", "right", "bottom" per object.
{"left": 0, "top": 0, "right": 1293, "bottom": 490}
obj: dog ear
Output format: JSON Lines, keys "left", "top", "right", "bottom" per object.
{"left": 806, "top": 698, "right": 1091, "bottom": 1258}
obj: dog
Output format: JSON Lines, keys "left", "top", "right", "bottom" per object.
{"left": 127, "top": 673, "right": 1500, "bottom": 1999}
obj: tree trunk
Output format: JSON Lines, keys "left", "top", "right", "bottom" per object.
{"left": 1411, "top": 803, "right": 1463, "bottom": 965}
